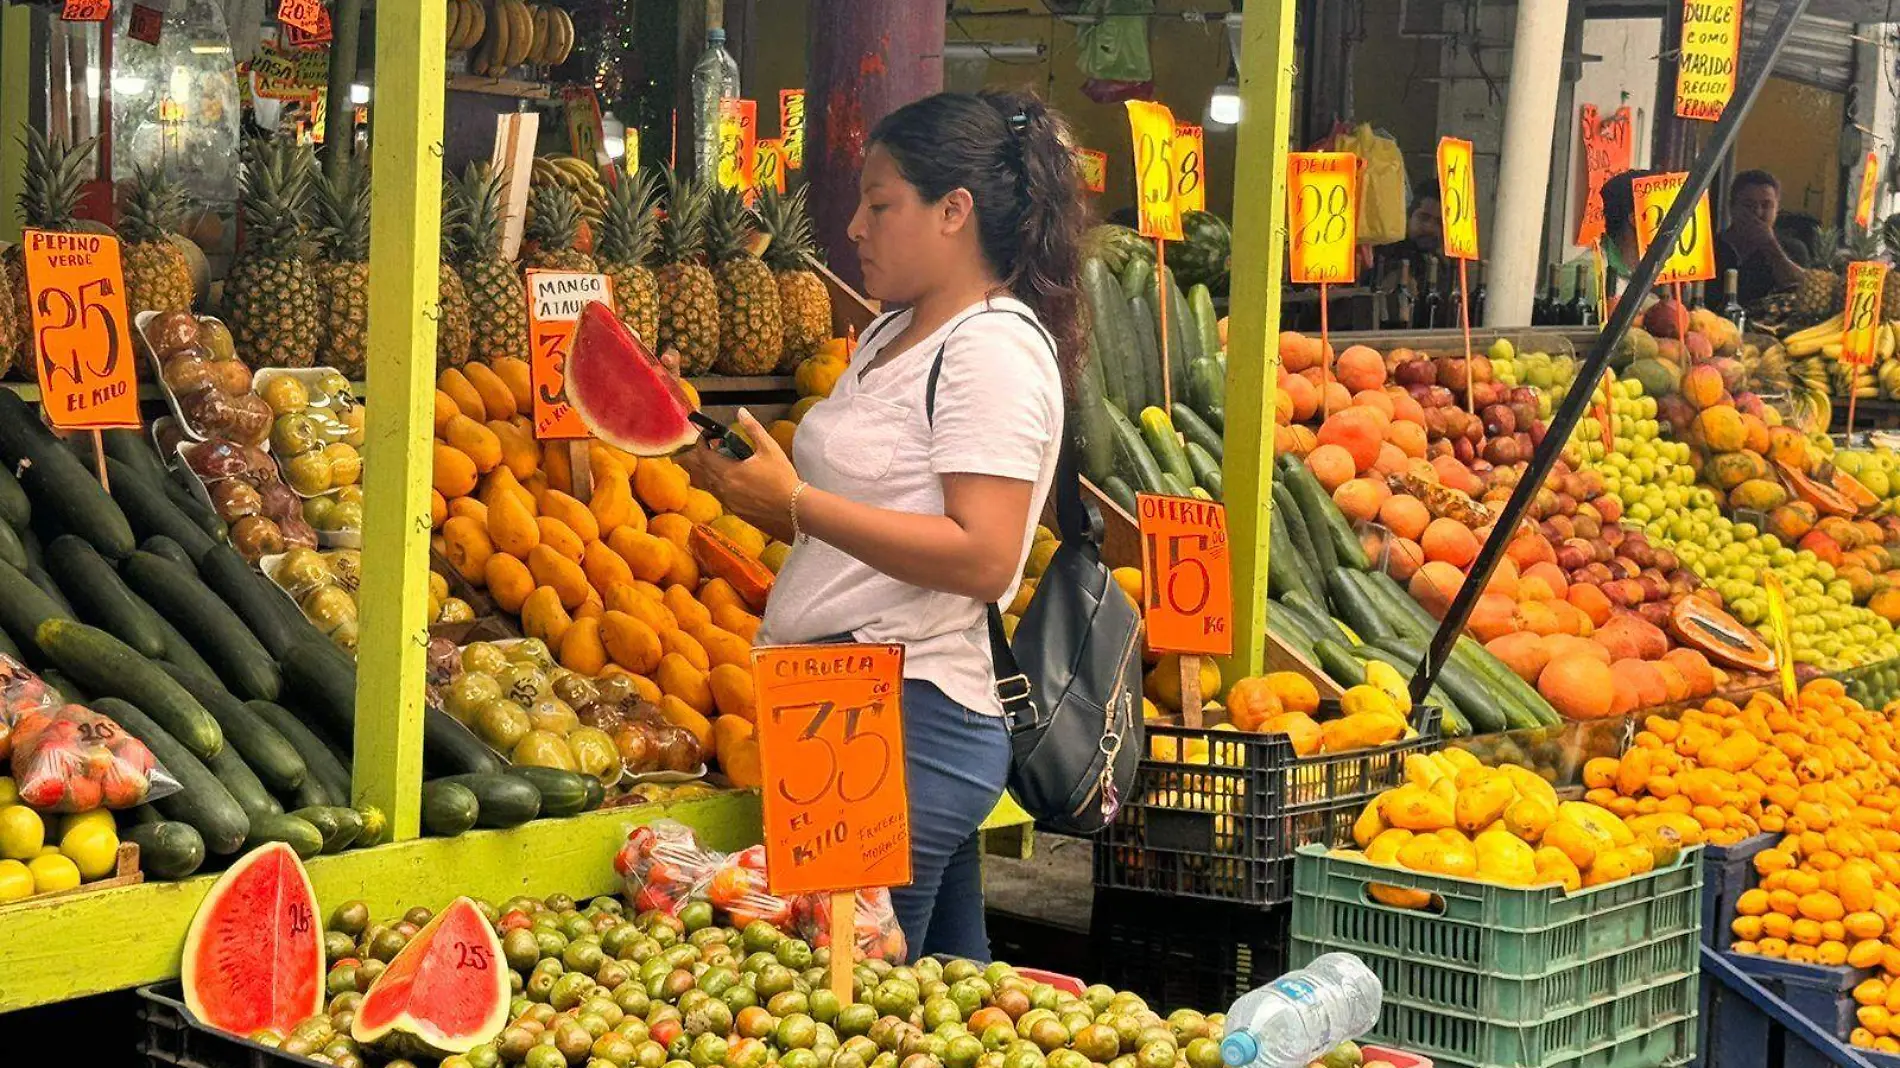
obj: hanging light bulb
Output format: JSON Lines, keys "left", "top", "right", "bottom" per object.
{"left": 1208, "top": 76, "right": 1241, "bottom": 126}
{"left": 601, "top": 110, "right": 627, "bottom": 164}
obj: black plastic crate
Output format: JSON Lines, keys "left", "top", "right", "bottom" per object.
{"left": 1093, "top": 701, "right": 1441, "bottom": 904}
{"left": 1089, "top": 887, "right": 1289, "bottom": 1013}
{"left": 138, "top": 982, "right": 323, "bottom": 1068}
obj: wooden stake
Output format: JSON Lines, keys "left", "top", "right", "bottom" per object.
{"left": 1458, "top": 258, "right": 1474, "bottom": 415}
{"left": 829, "top": 891, "right": 854, "bottom": 1003}
{"left": 568, "top": 440, "right": 594, "bottom": 501}
{"left": 92, "top": 430, "right": 108, "bottom": 491}
{"left": 1156, "top": 237, "right": 1172, "bottom": 414}
{"left": 1673, "top": 282, "right": 1688, "bottom": 349}
{"left": 1318, "top": 282, "right": 1332, "bottom": 417}
{"left": 1592, "top": 243, "right": 1608, "bottom": 325}
{"left": 1848, "top": 389, "right": 1859, "bottom": 440}
{"left": 1179, "top": 653, "right": 1204, "bottom": 727}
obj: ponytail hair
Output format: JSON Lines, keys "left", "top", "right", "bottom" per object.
{"left": 869, "top": 91, "right": 1089, "bottom": 390}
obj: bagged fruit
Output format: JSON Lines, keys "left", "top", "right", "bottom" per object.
{"left": 0, "top": 655, "right": 179, "bottom": 812}
{"left": 615, "top": 819, "right": 721, "bottom": 915}
{"left": 704, "top": 845, "right": 793, "bottom": 928}
{"left": 792, "top": 888, "right": 907, "bottom": 963}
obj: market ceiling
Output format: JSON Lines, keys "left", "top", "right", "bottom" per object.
{"left": 1585, "top": 0, "right": 1897, "bottom": 20}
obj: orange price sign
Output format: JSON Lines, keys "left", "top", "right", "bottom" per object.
{"left": 1173, "top": 124, "right": 1206, "bottom": 214}
{"left": 755, "top": 140, "right": 788, "bottom": 195}
{"left": 1675, "top": 0, "right": 1743, "bottom": 121}
{"left": 1075, "top": 149, "right": 1107, "bottom": 194}
{"left": 276, "top": 0, "right": 327, "bottom": 35}
{"left": 1575, "top": 105, "right": 1633, "bottom": 246}
{"left": 1436, "top": 137, "right": 1480, "bottom": 261}
{"left": 1842, "top": 261, "right": 1889, "bottom": 367}
{"left": 1857, "top": 152, "right": 1882, "bottom": 230}
{"left": 1632, "top": 172, "right": 1716, "bottom": 284}
{"left": 525, "top": 271, "right": 614, "bottom": 440}
{"left": 1136, "top": 494, "right": 1232, "bottom": 657}
{"left": 22, "top": 231, "right": 139, "bottom": 431}
{"left": 753, "top": 644, "right": 911, "bottom": 896}
{"left": 562, "top": 87, "right": 606, "bottom": 166}
{"left": 1287, "top": 152, "right": 1359, "bottom": 285}
{"left": 779, "top": 89, "right": 806, "bottom": 170}
{"left": 1125, "top": 101, "right": 1183, "bottom": 241}
{"left": 61, "top": 0, "right": 111, "bottom": 21}
{"left": 717, "top": 99, "right": 758, "bottom": 193}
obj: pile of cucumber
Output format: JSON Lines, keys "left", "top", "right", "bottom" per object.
{"left": 0, "top": 392, "right": 598, "bottom": 879}
{"left": 1073, "top": 255, "right": 1227, "bottom": 512}
{"left": 1265, "top": 453, "right": 1564, "bottom": 738}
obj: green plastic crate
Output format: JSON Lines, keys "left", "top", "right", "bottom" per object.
{"left": 1367, "top": 977, "right": 1697, "bottom": 1068}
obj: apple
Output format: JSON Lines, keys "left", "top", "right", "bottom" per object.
{"left": 1452, "top": 436, "right": 1476, "bottom": 464}
{"left": 1437, "top": 357, "right": 1469, "bottom": 391}
{"left": 1556, "top": 540, "right": 1591, "bottom": 571}
{"left": 1482, "top": 404, "right": 1517, "bottom": 437}
{"left": 1396, "top": 360, "right": 1436, "bottom": 387}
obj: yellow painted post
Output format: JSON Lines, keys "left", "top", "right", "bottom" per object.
{"left": 0, "top": 3, "right": 30, "bottom": 246}
{"left": 356, "top": 1, "right": 446, "bottom": 840}
{"left": 1221, "top": 2, "right": 1299, "bottom": 682}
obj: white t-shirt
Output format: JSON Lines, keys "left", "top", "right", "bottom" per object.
{"left": 758, "top": 297, "right": 1065, "bottom": 718}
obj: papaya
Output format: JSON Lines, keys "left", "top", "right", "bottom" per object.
{"left": 1503, "top": 794, "right": 1557, "bottom": 842}
{"left": 1533, "top": 845, "right": 1582, "bottom": 892}
{"left": 527, "top": 544, "right": 591, "bottom": 609}
{"left": 1454, "top": 771, "right": 1515, "bottom": 833}
{"left": 1364, "top": 828, "right": 1432, "bottom": 909}
{"left": 1380, "top": 783, "right": 1453, "bottom": 832}
{"left": 1398, "top": 829, "right": 1477, "bottom": 878}
{"left": 442, "top": 415, "right": 502, "bottom": 474}
{"left": 520, "top": 586, "right": 572, "bottom": 649}
{"left": 1474, "top": 828, "right": 1537, "bottom": 886}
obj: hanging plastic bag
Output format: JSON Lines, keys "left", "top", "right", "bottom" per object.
{"left": 1348, "top": 124, "right": 1410, "bottom": 247}
{"left": 0, "top": 655, "right": 180, "bottom": 812}
{"left": 791, "top": 888, "right": 907, "bottom": 963}
{"left": 704, "top": 845, "right": 794, "bottom": 928}
{"left": 615, "top": 819, "right": 722, "bottom": 915}
{"left": 1075, "top": 0, "right": 1154, "bottom": 83}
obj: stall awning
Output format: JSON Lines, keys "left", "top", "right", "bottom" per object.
{"left": 1741, "top": 5, "right": 1860, "bottom": 93}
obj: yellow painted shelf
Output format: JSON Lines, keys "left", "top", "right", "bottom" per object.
{"left": 0, "top": 790, "right": 761, "bottom": 1015}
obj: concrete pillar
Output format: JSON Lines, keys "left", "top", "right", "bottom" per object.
{"left": 1486, "top": 0, "right": 1573, "bottom": 327}
{"left": 806, "top": 0, "right": 943, "bottom": 288}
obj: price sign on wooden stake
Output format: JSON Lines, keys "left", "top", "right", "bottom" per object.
{"left": 61, "top": 0, "right": 111, "bottom": 21}
{"left": 1632, "top": 172, "right": 1716, "bottom": 285}
{"left": 1857, "top": 152, "right": 1882, "bottom": 230}
{"left": 23, "top": 231, "right": 139, "bottom": 431}
{"left": 1437, "top": 137, "right": 1479, "bottom": 261}
{"left": 1843, "top": 261, "right": 1888, "bottom": 367}
{"left": 525, "top": 271, "right": 614, "bottom": 440}
{"left": 562, "top": 87, "right": 606, "bottom": 167}
{"left": 1287, "top": 152, "right": 1358, "bottom": 284}
{"left": 779, "top": 90, "right": 806, "bottom": 170}
{"left": 754, "top": 643, "right": 910, "bottom": 896}
{"left": 1575, "top": 105, "right": 1633, "bottom": 246}
{"left": 1137, "top": 494, "right": 1232, "bottom": 657}
{"left": 1675, "top": 0, "right": 1743, "bottom": 121}
{"left": 754, "top": 140, "right": 787, "bottom": 195}
{"left": 717, "top": 99, "right": 758, "bottom": 193}
{"left": 276, "top": 0, "right": 327, "bottom": 34}
{"left": 1125, "top": 101, "right": 1183, "bottom": 241}
{"left": 1174, "top": 124, "right": 1206, "bottom": 214}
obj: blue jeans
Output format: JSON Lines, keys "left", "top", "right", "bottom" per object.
{"left": 890, "top": 679, "right": 1011, "bottom": 963}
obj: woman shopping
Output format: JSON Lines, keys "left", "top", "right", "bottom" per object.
{"left": 678, "top": 90, "right": 1086, "bottom": 961}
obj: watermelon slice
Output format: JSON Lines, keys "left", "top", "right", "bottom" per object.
{"left": 181, "top": 842, "right": 324, "bottom": 1038}
{"left": 352, "top": 896, "right": 509, "bottom": 1054}
{"left": 568, "top": 300, "right": 700, "bottom": 456}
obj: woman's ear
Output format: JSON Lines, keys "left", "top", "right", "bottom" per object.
{"left": 940, "top": 187, "right": 976, "bottom": 236}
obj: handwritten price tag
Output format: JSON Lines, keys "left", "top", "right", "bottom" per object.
{"left": 562, "top": 87, "right": 605, "bottom": 166}
{"left": 1137, "top": 494, "right": 1232, "bottom": 656}
{"left": 276, "top": 0, "right": 327, "bottom": 34}
{"left": 780, "top": 89, "right": 806, "bottom": 170}
{"left": 1174, "top": 124, "right": 1206, "bottom": 214}
{"left": 129, "top": 3, "right": 164, "bottom": 44}
{"left": 1437, "top": 137, "right": 1480, "bottom": 261}
{"left": 1762, "top": 570, "right": 1796, "bottom": 706}
{"left": 1075, "top": 149, "right": 1107, "bottom": 194}
{"left": 1575, "top": 105, "right": 1633, "bottom": 246}
{"left": 754, "top": 644, "right": 910, "bottom": 896}
{"left": 1858, "top": 152, "right": 1881, "bottom": 230}
{"left": 1675, "top": 0, "right": 1742, "bottom": 121}
{"left": 1125, "top": 101, "right": 1183, "bottom": 241}
{"left": 61, "top": 0, "right": 111, "bottom": 21}
{"left": 1632, "top": 172, "right": 1716, "bottom": 284}
{"left": 717, "top": 99, "right": 758, "bottom": 193}
{"left": 755, "top": 140, "right": 787, "bottom": 195}
{"left": 23, "top": 231, "right": 140, "bottom": 431}
{"left": 1287, "top": 152, "right": 1359, "bottom": 285}
{"left": 525, "top": 271, "right": 614, "bottom": 439}
{"left": 1843, "top": 261, "right": 1888, "bottom": 367}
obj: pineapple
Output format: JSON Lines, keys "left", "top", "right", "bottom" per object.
{"left": 312, "top": 160, "right": 370, "bottom": 377}
{"left": 704, "top": 185, "right": 782, "bottom": 376}
{"left": 228, "top": 137, "right": 320, "bottom": 368}
{"left": 595, "top": 168, "right": 661, "bottom": 348}
{"left": 4, "top": 130, "right": 100, "bottom": 379}
{"left": 756, "top": 186, "right": 831, "bottom": 370}
{"left": 452, "top": 162, "right": 529, "bottom": 364}
{"left": 655, "top": 171, "right": 719, "bottom": 374}
{"left": 521, "top": 184, "right": 597, "bottom": 273}
{"left": 437, "top": 180, "right": 473, "bottom": 369}
{"left": 118, "top": 165, "right": 195, "bottom": 320}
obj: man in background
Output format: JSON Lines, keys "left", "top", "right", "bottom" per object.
{"left": 1717, "top": 169, "right": 1809, "bottom": 304}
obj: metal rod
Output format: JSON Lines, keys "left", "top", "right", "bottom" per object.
{"left": 1408, "top": 0, "right": 1814, "bottom": 707}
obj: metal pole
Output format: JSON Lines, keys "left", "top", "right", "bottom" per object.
{"left": 325, "top": 0, "right": 365, "bottom": 178}
{"left": 1485, "top": 0, "right": 1573, "bottom": 327}
{"left": 0, "top": 4, "right": 30, "bottom": 247}
{"left": 1411, "top": 0, "right": 1814, "bottom": 705}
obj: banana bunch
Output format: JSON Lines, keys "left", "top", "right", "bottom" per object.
{"left": 528, "top": 154, "right": 606, "bottom": 225}
{"left": 1784, "top": 312, "right": 1845, "bottom": 357}
{"left": 462, "top": 0, "right": 574, "bottom": 77}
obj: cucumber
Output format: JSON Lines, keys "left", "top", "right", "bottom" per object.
{"left": 17, "top": 525, "right": 39, "bottom": 570}
{"left": 1311, "top": 638, "right": 1366, "bottom": 689}
{"left": 1452, "top": 635, "right": 1562, "bottom": 729}
{"left": 1283, "top": 477, "right": 1337, "bottom": 575}
{"left": 1100, "top": 476, "right": 1138, "bottom": 517}
{"left": 139, "top": 535, "right": 195, "bottom": 571}
{"left": 0, "top": 519, "right": 24, "bottom": 571}
{"left": 160, "top": 475, "right": 230, "bottom": 546}
{"left": 1138, "top": 407, "right": 1195, "bottom": 489}
{"left": 1348, "top": 644, "right": 1471, "bottom": 737}
{"left": 104, "top": 458, "right": 218, "bottom": 563}
{"left": 122, "top": 551, "right": 281, "bottom": 702}
{"left": 0, "top": 463, "right": 27, "bottom": 531}
{"left": 1325, "top": 567, "right": 1395, "bottom": 644}
{"left": 580, "top": 777, "right": 605, "bottom": 812}
{"left": 1119, "top": 257, "right": 1154, "bottom": 303}
{"left": 151, "top": 610, "right": 220, "bottom": 687}
{"left": 1281, "top": 459, "right": 1366, "bottom": 570}
{"left": 505, "top": 766, "right": 592, "bottom": 818}
{"left": 44, "top": 535, "right": 167, "bottom": 658}
{"left": 1171, "top": 404, "right": 1224, "bottom": 463}
{"left": 1184, "top": 443, "right": 1222, "bottom": 500}
{"left": 280, "top": 635, "right": 504, "bottom": 778}
{"left": 1104, "top": 403, "right": 1166, "bottom": 495}
{"left": 1185, "top": 358, "right": 1225, "bottom": 423}
{"left": 1360, "top": 570, "right": 1437, "bottom": 642}
{"left": 91, "top": 697, "right": 247, "bottom": 854}
{"left": 1082, "top": 259, "right": 1130, "bottom": 413}
{"left": 292, "top": 805, "right": 362, "bottom": 854}
{"left": 1159, "top": 268, "right": 1195, "bottom": 403}
{"left": 437, "top": 773, "right": 541, "bottom": 828}
{"left": 1189, "top": 283, "right": 1222, "bottom": 363}
{"left": 1267, "top": 508, "right": 1312, "bottom": 602}
{"left": 36, "top": 619, "right": 223, "bottom": 759}
{"left": 244, "top": 812, "right": 324, "bottom": 859}
{"left": 245, "top": 700, "right": 353, "bottom": 806}
{"left": 0, "top": 558, "right": 72, "bottom": 656}
{"left": 101, "top": 428, "right": 168, "bottom": 485}
{"left": 1157, "top": 472, "right": 1192, "bottom": 498}
{"left": 0, "top": 627, "right": 20, "bottom": 662}
{"left": 205, "top": 742, "right": 283, "bottom": 821}
{"left": 1129, "top": 297, "right": 1166, "bottom": 419}
{"left": 1280, "top": 588, "right": 1351, "bottom": 644}
{"left": 1376, "top": 635, "right": 1508, "bottom": 735}
{"left": 123, "top": 820, "right": 205, "bottom": 880}
{"left": 25, "top": 563, "right": 76, "bottom": 618}
{"left": 1273, "top": 483, "right": 1323, "bottom": 577}
{"left": 289, "top": 778, "right": 336, "bottom": 811}
{"left": 421, "top": 779, "right": 480, "bottom": 837}
{"left": 158, "top": 662, "right": 306, "bottom": 793}
{"left": 0, "top": 390, "right": 135, "bottom": 559}
{"left": 1266, "top": 607, "right": 1321, "bottom": 657}
{"left": 196, "top": 544, "right": 303, "bottom": 661}
{"left": 1073, "top": 333, "right": 1117, "bottom": 484}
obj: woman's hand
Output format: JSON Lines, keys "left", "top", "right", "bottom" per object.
{"left": 675, "top": 409, "right": 800, "bottom": 542}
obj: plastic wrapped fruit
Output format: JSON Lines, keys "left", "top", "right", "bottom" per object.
{"left": 228, "top": 515, "right": 287, "bottom": 562}
{"left": 178, "top": 388, "right": 236, "bottom": 436}
{"left": 460, "top": 642, "right": 510, "bottom": 678}
{"left": 512, "top": 729, "right": 578, "bottom": 772}
{"left": 329, "top": 619, "right": 359, "bottom": 655}
{"left": 323, "top": 442, "right": 363, "bottom": 486}
{"left": 271, "top": 413, "right": 320, "bottom": 456}
{"left": 210, "top": 358, "right": 254, "bottom": 397}
{"left": 184, "top": 439, "right": 253, "bottom": 480}
{"left": 259, "top": 374, "right": 309, "bottom": 415}
{"left": 220, "top": 393, "right": 274, "bottom": 446}
{"left": 148, "top": 311, "right": 200, "bottom": 356}
{"left": 326, "top": 549, "right": 361, "bottom": 591}
{"left": 612, "top": 721, "right": 656, "bottom": 772}
{"left": 282, "top": 451, "right": 334, "bottom": 497}
{"left": 196, "top": 317, "right": 235, "bottom": 361}
{"left": 207, "top": 479, "right": 263, "bottom": 523}
{"left": 578, "top": 700, "right": 626, "bottom": 735}
{"left": 653, "top": 724, "right": 702, "bottom": 773}
{"left": 268, "top": 546, "right": 334, "bottom": 600}
{"left": 552, "top": 673, "right": 599, "bottom": 710}
{"left": 444, "top": 673, "right": 503, "bottom": 724}
{"left": 568, "top": 727, "right": 620, "bottom": 785}
{"left": 256, "top": 481, "right": 303, "bottom": 522}
{"left": 433, "top": 597, "right": 474, "bottom": 624}
{"left": 475, "top": 699, "right": 531, "bottom": 752}
{"left": 162, "top": 353, "right": 217, "bottom": 396}
{"left": 302, "top": 584, "right": 358, "bottom": 635}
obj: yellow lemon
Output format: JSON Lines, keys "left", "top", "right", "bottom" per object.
{"left": 27, "top": 853, "right": 80, "bottom": 894}
{"left": 0, "top": 859, "right": 31, "bottom": 902}
{"left": 0, "top": 805, "right": 45, "bottom": 861}
{"left": 0, "top": 777, "right": 17, "bottom": 806}
{"left": 33, "top": 845, "right": 58, "bottom": 859}
{"left": 60, "top": 823, "right": 119, "bottom": 881}
{"left": 57, "top": 809, "right": 115, "bottom": 840}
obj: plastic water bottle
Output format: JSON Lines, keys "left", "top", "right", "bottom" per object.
{"left": 1218, "top": 954, "right": 1383, "bottom": 1068}
{"left": 690, "top": 29, "right": 741, "bottom": 180}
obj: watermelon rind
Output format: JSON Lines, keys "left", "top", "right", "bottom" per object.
{"left": 567, "top": 300, "right": 701, "bottom": 457}
{"left": 352, "top": 896, "right": 509, "bottom": 1054}
{"left": 181, "top": 841, "right": 324, "bottom": 1038}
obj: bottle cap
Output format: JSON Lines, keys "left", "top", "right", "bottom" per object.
{"left": 1219, "top": 1033, "right": 1257, "bottom": 1067}
{"left": 708, "top": 28, "right": 726, "bottom": 43}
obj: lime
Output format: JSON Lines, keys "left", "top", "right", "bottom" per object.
{"left": 679, "top": 901, "right": 715, "bottom": 932}
{"left": 0, "top": 804, "right": 44, "bottom": 860}
{"left": 60, "top": 822, "right": 118, "bottom": 880}
{"left": 28, "top": 852, "right": 80, "bottom": 893}
{"left": 1184, "top": 1037, "right": 1222, "bottom": 1068}
{"left": 0, "top": 778, "right": 17, "bottom": 806}
{"left": 0, "top": 859, "right": 32, "bottom": 901}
